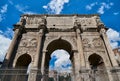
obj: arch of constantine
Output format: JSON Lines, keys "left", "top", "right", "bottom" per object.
{"left": 0, "top": 14, "right": 120, "bottom": 81}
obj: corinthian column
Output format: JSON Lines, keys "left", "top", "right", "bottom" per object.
{"left": 76, "top": 28, "right": 85, "bottom": 67}
{"left": 3, "top": 24, "right": 23, "bottom": 67}
{"left": 75, "top": 28, "right": 85, "bottom": 81}
{"left": 28, "top": 28, "right": 44, "bottom": 81}
{"left": 100, "top": 27, "right": 118, "bottom": 67}
{"left": 33, "top": 29, "right": 44, "bottom": 68}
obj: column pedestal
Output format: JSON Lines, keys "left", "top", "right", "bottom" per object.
{"left": 40, "top": 51, "right": 46, "bottom": 81}
{"left": 76, "top": 28, "right": 85, "bottom": 81}
{"left": 100, "top": 28, "right": 119, "bottom": 81}
{"left": 73, "top": 51, "right": 81, "bottom": 81}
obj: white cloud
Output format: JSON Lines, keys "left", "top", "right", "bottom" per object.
{"left": 0, "top": 28, "right": 13, "bottom": 39}
{"left": 0, "top": 14, "right": 3, "bottom": 22}
{"left": 4, "top": 28, "right": 14, "bottom": 39}
{"left": 50, "top": 49, "right": 72, "bottom": 73}
{"left": 86, "top": 2, "right": 114, "bottom": 14}
{"left": 107, "top": 28, "right": 120, "bottom": 49}
{"left": 24, "top": 11, "right": 36, "bottom": 14}
{"left": 86, "top": 2, "right": 97, "bottom": 10}
{"left": 1, "top": 4, "right": 8, "bottom": 13}
{"left": 43, "top": 0, "right": 69, "bottom": 14}
{"left": 15, "top": 4, "right": 27, "bottom": 12}
{"left": 0, "top": 30, "right": 3, "bottom": 33}
{"left": 0, "top": 28, "right": 13, "bottom": 62}
{"left": 98, "top": 5, "right": 104, "bottom": 14}
{"left": 0, "top": 4, "right": 8, "bottom": 22}
{"left": 97, "top": 2, "right": 114, "bottom": 14}
{"left": 43, "top": 6, "right": 47, "bottom": 9}
{"left": 15, "top": 4, "right": 36, "bottom": 14}
{"left": 8, "top": 0, "right": 13, "bottom": 5}
{"left": 0, "top": 34, "right": 11, "bottom": 62}
{"left": 113, "top": 12, "right": 119, "bottom": 15}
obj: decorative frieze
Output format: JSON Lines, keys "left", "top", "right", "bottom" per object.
{"left": 26, "top": 17, "right": 46, "bottom": 25}
{"left": 77, "top": 18, "right": 97, "bottom": 27}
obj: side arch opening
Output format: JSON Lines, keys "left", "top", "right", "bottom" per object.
{"left": 88, "top": 54, "right": 103, "bottom": 70}
{"left": 13, "top": 54, "right": 32, "bottom": 81}
{"left": 88, "top": 54, "right": 109, "bottom": 81}
{"left": 16, "top": 54, "right": 32, "bottom": 68}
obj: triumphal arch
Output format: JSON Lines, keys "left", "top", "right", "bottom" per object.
{"left": 0, "top": 14, "right": 120, "bottom": 81}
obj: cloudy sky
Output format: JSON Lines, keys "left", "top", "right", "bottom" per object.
{"left": 0, "top": 0, "right": 120, "bottom": 71}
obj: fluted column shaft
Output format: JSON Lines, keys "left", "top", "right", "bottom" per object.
{"left": 100, "top": 28, "right": 118, "bottom": 67}
{"left": 34, "top": 29, "right": 44, "bottom": 68}
{"left": 4, "top": 25, "right": 22, "bottom": 67}
{"left": 76, "top": 28, "right": 85, "bottom": 81}
{"left": 28, "top": 29, "right": 44, "bottom": 81}
{"left": 76, "top": 28, "right": 85, "bottom": 67}
{"left": 41, "top": 51, "right": 46, "bottom": 75}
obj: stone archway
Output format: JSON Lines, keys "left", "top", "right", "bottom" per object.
{"left": 45, "top": 39, "right": 73, "bottom": 68}
{"left": 41, "top": 38, "right": 74, "bottom": 81}
{"left": 2, "top": 14, "right": 119, "bottom": 81}
{"left": 88, "top": 54, "right": 109, "bottom": 81}
{"left": 14, "top": 54, "right": 32, "bottom": 81}
{"left": 16, "top": 54, "right": 32, "bottom": 68}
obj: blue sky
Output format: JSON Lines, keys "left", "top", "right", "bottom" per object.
{"left": 0, "top": 0, "right": 120, "bottom": 71}
{"left": 0, "top": 0, "right": 120, "bottom": 31}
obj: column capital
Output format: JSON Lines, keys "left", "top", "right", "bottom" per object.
{"left": 13, "top": 24, "right": 24, "bottom": 31}
{"left": 76, "top": 28, "right": 82, "bottom": 34}
{"left": 38, "top": 26, "right": 47, "bottom": 35}
{"left": 74, "top": 20, "right": 81, "bottom": 28}
{"left": 38, "top": 28, "right": 44, "bottom": 34}
{"left": 98, "top": 24, "right": 108, "bottom": 34}
{"left": 72, "top": 49, "right": 78, "bottom": 53}
{"left": 74, "top": 24, "right": 82, "bottom": 34}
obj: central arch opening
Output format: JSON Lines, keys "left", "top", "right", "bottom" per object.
{"left": 49, "top": 49, "right": 72, "bottom": 73}
{"left": 45, "top": 39, "right": 73, "bottom": 70}
{"left": 44, "top": 39, "right": 73, "bottom": 81}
